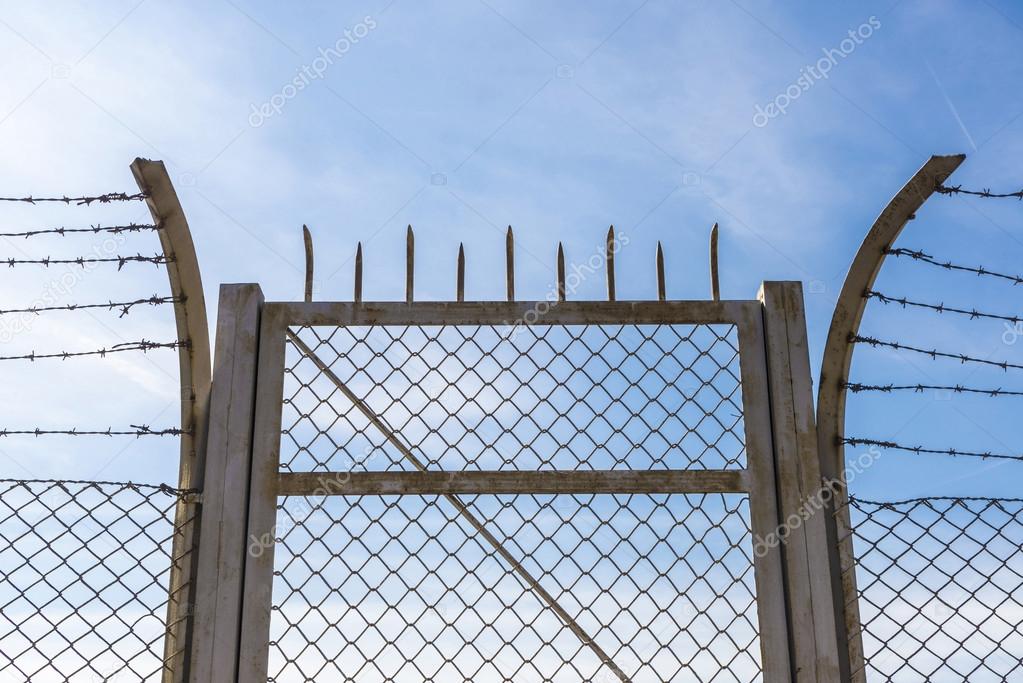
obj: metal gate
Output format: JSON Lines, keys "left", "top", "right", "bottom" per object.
{"left": 189, "top": 276, "right": 844, "bottom": 681}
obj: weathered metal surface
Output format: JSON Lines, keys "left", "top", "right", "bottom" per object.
{"left": 735, "top": 299, "right": 794, "bottom": 683}
{"left": 760, "top": 282, "right": 842, "bottom": 682}
{"left": 277, "top": 469, "right": 749, "bottom": 496}
{"left": 189, "top": 284, "right": 263, "bottom": 683}
{"left": 269, "top": 299, "right": 760, "bottom": 326}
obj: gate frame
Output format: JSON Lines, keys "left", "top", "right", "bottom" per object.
{"left": 192, "top": 285, "right": 847, "bottom": 682}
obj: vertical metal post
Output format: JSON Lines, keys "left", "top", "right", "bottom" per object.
{"left": 130, "top": 158, "right": 212, "bottom": 683}
{"left": 189, "top": 284, "right": 263, "bottom": 683}
{"left": 236, "top": 303, "right": 288, "bottom": 682}
{"left": 761, "top": 282, "right": 842, "bottom": 682}
{"left": 735, "top": 301, "right": 793, "bottom": 683}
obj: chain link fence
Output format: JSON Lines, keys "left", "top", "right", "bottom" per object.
{"left": 268, "top": 322, "right": 761, "bottom": 682}
{"left": 845, "top": 496, "right": 1023, "bottom": 682}
{"left": 0, "top": 479, "right": 193, "bottom": 682}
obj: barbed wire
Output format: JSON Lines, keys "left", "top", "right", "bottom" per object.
{"left": 0, "top": 339, "right": 187, "bottom": 362}
{"left": 0, "top": 223, "right": 160, "bottom": 239}
{"left": 0, "top": 192, "right": 149, "bottom": 205}
{"left": 3, "top": 253, "right": 172, "bottom": 269}
{"left": 844, "top": 382, "right": 1023, "bottom": 397}
{"left": 851, "top": 334, "right": 1023, "bottom": 372}
{"left": 865, "top": 290, "right": 1023, "bottom": 324}
{"left": 847, "top": 494, "right": 1023, "bottom": 507}
{"left": 0, "top": 476, "right": 194, "bottom": 495}
{"left": 842, "top": 437, "right": 1023, "bottom": 462}
{"left": 885, "top": 247, "right": 1023, "bottom": 286}
{"left": 0, "top": 425, "right": 187, "bottom": 437}
{"left": 936, "top": 183, "right": 1023, "bottom": 200}
{"left": 0, "top": 295, "right": 182, "bottom": 318}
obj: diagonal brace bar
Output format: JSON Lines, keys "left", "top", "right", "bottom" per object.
{"left": 286, "top": 329, "right": 630, "bottom": 682}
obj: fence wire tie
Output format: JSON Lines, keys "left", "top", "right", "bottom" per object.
{"left": 0, "top": 192, "right": 149, "bottom": 205}
{"left": 937, "top": 182, "right": 1023, "bottom": 200}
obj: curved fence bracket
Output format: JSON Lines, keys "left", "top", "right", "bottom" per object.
{"left": 131, "top": 158, "right": 212, "bottom": 682}
{"left": 816, "top": 153, "right": 965, "bottom": 682}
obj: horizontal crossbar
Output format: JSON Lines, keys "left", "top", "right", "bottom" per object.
{"left": 277, "top": 469, "right": 749, "bottom": 496}
{"left": 266, "top": 300, "right": 758, "bottom": 326}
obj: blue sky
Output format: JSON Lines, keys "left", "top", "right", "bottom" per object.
{"left": 0, "top": 1, "right": 1022, "bottom": 499}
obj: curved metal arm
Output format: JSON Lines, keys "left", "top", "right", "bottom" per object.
{"left": 816, "top": 153, "right": 964, "bottom": 682}
{"left": 131, "top": 158, "right": 212, "bottom": 683}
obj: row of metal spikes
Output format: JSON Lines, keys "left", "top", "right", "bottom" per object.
{"left": 301, "top": 224, "right": 722, "bottom": 304}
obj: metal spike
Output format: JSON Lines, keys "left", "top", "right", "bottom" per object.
{"left": 354, "top": 242, "right": 363, "bottom": 303}
{"left": 457, "top": 243, "right": 465, "bottom": 302}
{"left": 606, "top": 225, "right": 616, "bottom": 301}
{"left": 406, "top": 225, "right": 414, "bottom": 305}
{"left": 656, "top": 242, "right": 665, "bottom": 302}
{"left": 557, "top": 243, "right": 566, "bottom": 302}
{"left": 506, "top": 226, "right": 515, "bottom": 302}
{"left": 302, "top": 225, "right": 314, "bottom": 303}
{"left": 710, "top": 222, "right": 720, "bottom": 301}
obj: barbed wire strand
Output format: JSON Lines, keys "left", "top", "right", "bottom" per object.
{"left": 3, "top": 254, "right": 172, "bottom": 269}
{"left": 0, "top": 192, "right": 149, "bottom": 205}
{"left": 851, "top": 334, "right": 1023, "bottom": 372}
{"left": 866, "top": 290, "right": 1023, "bottom": 324}
{"left": 0, "top": 425, "right": 187, "bottom": 437}
{"left": 844, "top": 382, "right": 1023, "bottom": 397}
{"left": 0, "top": 477, "right": 194, "bottom": 495}
{"left": 884, "top": 247, "right": 1023, "bottom": 286}
{"left": 842, "top": 437, "right": 1023, "bottom": 463}
{"left": 0, "top": 339, "right": 187, "bottom": 362}
{"left": 0, "top": 295, "right": 182, "bottom": 318}
{"left": 0, "top": 223, "right": 160, "bottom": 239}
{"left": 937, "top": 183, "right": 1023, "bottom": 200}
{"left": 847, "top": 494, "right": 1023, "bottom": 506}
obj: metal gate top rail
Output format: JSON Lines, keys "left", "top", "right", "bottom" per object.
{"left": 274, "top": 298, "right": 761, "bottom": 326}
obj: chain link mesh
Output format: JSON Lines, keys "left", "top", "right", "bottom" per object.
{"left": 847, "top": 497, "right": 1023, "bottom": 682}
{"left": 269, "top": 323, "right": 762, "bottom": 681}
{"left": 282, "top": 324, "right": 746, "bottom": 473}
{"left": 0, "top": 479, "right": 192, "bottom": 682}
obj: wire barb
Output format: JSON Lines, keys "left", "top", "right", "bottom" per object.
{"left": 0, "top": 426, "right": 188, "bottom": 437}
{"left": 842, "top": 436, "right": 1023, "bottom": 462}
{"left": 2, "top": 253, "right": 172, "bottom": 269}
{"left": 844, "top": 382, "right": 1023, "bottom": 397}
{"left": 0, "top": 223, "right": 160, "bottom": 238}
{"left": 865, "top": 290, "right": 1023, "bottom": 324}
{"left": 850, "top": 334, "right": 1023, "bottom": 372}
{"left": 0, "top": 339, "right": 187, "bottom": 362}
{"left": 936, "top": 183, "right": 1023, "bottom": 200}
{"left": 0, "top": 295, "right": 181, "bottom": 318}
{"left": 0, "top": 192, "right": 149, "bottom": 205}
{"left": 884, "top": 247, "right": 1023, "bottom": 286}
